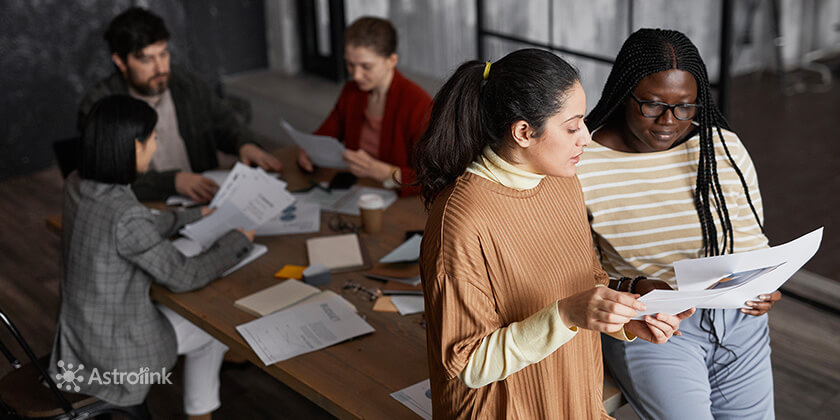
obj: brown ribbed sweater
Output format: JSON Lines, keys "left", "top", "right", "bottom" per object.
{"left": 421, "top": 172, "right": 612, "bottom": 419}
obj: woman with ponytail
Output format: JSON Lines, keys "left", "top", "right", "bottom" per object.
{"left": 578, "top": 29, "right": 777, "bottom": 419}
{"left": 415, "top": 48, "right": 691, "bottom": 419}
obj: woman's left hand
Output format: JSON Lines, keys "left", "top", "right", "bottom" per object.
{"left": 624, "top": 307, "right": 696, "bottom": 344}
{"left": 342, "top": 149, "right": 392, "bottom": 181}
{"left": 741, "top": 291, "right": 782, "bottom": 316}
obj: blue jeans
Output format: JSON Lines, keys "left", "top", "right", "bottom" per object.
{"left": 603, "top": 309, "right": 774, "bottom": 420}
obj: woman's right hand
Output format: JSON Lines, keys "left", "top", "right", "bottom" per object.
{"left": 557, "top": 286, "right": 645, "bottom": 333}
{"left": 297, "top": 148, "right": 315, "bottom": 173}
{"left": 237, "top": 228, "right": 256, "bottom": 242}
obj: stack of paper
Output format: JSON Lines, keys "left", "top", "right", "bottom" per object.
{"left": 236, "top": 292, "right": 374, "bottom": 365}
{"left": 179, "top": 163, "right": 295, "bottom": 249}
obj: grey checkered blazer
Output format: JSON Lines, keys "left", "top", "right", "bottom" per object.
{"left": 49, "top": 173, "right": 252, "bottom": 406}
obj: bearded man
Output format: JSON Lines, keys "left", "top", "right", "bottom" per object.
{"left": 78, "top": 7, "right": 281, "bottom": 202}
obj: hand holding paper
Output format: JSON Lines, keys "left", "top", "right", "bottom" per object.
{"left": 633, "top": 228, "right": 823, "bottom": 318}
{"left": 281, "top": 120, "right": 348, "bottom": 169}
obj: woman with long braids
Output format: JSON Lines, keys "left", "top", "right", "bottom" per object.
{"left": 416, "top": 48, "right": 691, "bottom": 418}
{"left": 577, "top": 29, "right": 778, "bottom": 419}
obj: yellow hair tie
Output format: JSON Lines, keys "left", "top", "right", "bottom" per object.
{"left": 483, "top": 61, "right": 492, "bottom": 80}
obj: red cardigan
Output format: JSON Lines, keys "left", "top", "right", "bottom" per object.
{"left": 315, "top": 70, "right": 432, "bottom": 196}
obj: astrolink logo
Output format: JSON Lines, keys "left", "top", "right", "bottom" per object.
{"left": 55, "top": 360, "right": 173, "bottom": 391}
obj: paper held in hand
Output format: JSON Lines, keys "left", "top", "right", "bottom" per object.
{"left": 280, "top": 120, "right": 348, "bottom": 169}
{"left": 635, "top": 227, "right": 823, "bottom": 318}
{"left": 179, "top": 163, "right": 295, "bottom": 249}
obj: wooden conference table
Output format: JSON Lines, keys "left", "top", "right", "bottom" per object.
{"left": 46, "top": 148, "right": 624, "bottom": 419}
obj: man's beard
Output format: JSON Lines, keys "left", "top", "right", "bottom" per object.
{"left": 128, "top": 69, "right": 169, "bottom": 96}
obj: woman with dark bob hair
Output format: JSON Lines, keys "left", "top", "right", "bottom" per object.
{"left": 415, "top": 49, "right": 692, "bottom": 418}
{"left": 298, "top": 16, "right": 431, "bottom": 196}
{"left": 49, "top": 95, "right": 254, "bottom": 419}
{"left": 578, "top": 29, "right": 776, "bottom": 419}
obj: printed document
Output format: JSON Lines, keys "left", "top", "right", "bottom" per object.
{"left": 236, "top": 292, "right": 374, "bottom": 365}
{"left": 391, "top": 379, "right": 433, "bottom": 420}
{"left": 255, "top": 199, "right": 321, "bottom": 236}
{"left": 635, "top": 228, "right": 823, "bottom": 318}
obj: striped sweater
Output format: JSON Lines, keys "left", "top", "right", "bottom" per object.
{"left": 576, "top": 128, "right": 768, "bottom": 288}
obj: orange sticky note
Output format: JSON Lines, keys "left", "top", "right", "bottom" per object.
{"left": 274, "top": 265, "right": 306, "bottom": 280}
{"left": 373, "top": 296, "right": 399, "bottom": 312}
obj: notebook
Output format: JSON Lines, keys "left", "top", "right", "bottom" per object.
{"left": 234, "top": 279, "right": 320, "bottom": 317}
{"left": 306, "top": 233, "right": 370, "bottom": 272}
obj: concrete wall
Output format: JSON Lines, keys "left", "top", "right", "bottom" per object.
{"left": 265, "top": 0, "right": 840, "bottom": 105}
{"left": 0, "top": 0, "right": 268, "bottom": 180}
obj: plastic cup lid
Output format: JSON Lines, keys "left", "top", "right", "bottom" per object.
{"left": 358, "top": 193, "right": 385, "bottom": 209}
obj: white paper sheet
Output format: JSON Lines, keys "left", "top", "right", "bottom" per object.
{"left": 390, "top": 379, "right": 433, "bottom": 420}
{"left": 634, "top": 228, "right": 823, "bottom": 317}
{"left": 256, "top": 199, "right": 321, "bottom": 236}
{"left": 180, "top": 164, "right": 295, "bottom": 249}
{"left": 281, "top": 120, "right": 348, "bottom": 169}
{"left": 172, "top": 237, "right": 267, "bottom": 277}
{"left": 379, "top": 234, "right": 422, "bottom": 264}
{"left": 236, "top": 293, "right": 374, "bottom": 365}
{"left": 391, "top": 295, "right": 424, "bottom": 315}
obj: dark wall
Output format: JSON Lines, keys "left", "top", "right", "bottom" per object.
{"left": 0, "top": 0, "right": 267, "bottom": 180}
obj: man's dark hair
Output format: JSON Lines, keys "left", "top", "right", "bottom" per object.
{"left": 79, "top": 95, "right": 158, "bottom": 185}
{"left": 104, "top": 7, "right": 170, "bottom": 62}
{"left": 345, "top": 17, "right": 397, "bottom": 57}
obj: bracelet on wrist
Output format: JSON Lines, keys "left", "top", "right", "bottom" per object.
{"left": 615, "top": 277, "right": 632, "bottom": 292}
{"left": 628, "top": 276, "right": 646, "bottom": 294}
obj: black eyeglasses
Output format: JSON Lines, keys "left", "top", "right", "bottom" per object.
{"left": 629, "top": 93, "right": 701, "bottom": 121}
{"left": 329, "top": 215, "right": 359, "bottom": 233}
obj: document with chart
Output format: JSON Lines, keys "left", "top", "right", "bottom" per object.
{"left": 236, "top": 292, "right": 374, "bottom": 365}
{"left": 635, "top": 227, "right": 823, "bottom": 318}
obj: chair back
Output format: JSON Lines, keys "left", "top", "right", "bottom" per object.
{"left": 52, "top": 137, "right": 80, "bottom": 179}
{"left": 0, "top": 307, "right": 77, "bottom": 418}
